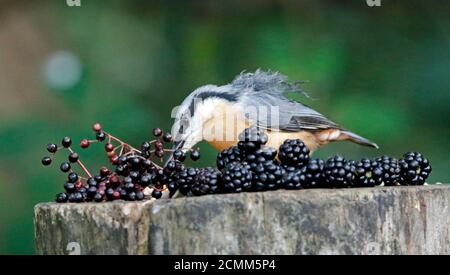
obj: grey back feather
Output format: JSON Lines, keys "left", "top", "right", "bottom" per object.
{"left": 227, "top": 70, "right": 341, "bottom": 131}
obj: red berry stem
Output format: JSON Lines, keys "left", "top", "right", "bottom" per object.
{"left": 102, "top": 131, "right": 142, "bottom": 154}
{"left": 68, "top": 147, "right": 93, "bottom": 178}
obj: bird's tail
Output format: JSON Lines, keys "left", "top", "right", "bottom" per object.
{"left": 339, "top": 130, "right": 379, "bottom": 149}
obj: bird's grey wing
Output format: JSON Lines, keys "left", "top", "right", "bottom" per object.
{"left": 240, "top": 92, "right": 340, "bottom": 131}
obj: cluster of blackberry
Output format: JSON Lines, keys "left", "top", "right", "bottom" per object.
{"left": 41, "top": 123, "right": 200, "bottom": 203}
{"left": 42, "top": 125, "right": 433, "bottom": 202}
{"left": 169, "top": 127, "right": 432, "bottom": 196}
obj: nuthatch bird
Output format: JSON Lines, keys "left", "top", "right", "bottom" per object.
{"left": 171, "top": 70, "right": 378, "bottom": 153}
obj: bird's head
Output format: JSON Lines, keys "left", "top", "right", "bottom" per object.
{"left": 171, "top": 84, "right": 239, "bottom": 151}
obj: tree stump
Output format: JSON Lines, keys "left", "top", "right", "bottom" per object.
{"left": 34, "top": 185, "right": 450, "bottom": 255}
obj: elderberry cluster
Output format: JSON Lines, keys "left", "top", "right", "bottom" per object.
{"left": 41, "top": 123, "right": 200, "bottom": 203}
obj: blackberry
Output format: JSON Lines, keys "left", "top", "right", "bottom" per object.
{"left": 374, "top": 156, "right": 401, "bottom": 186}
{"left": 222, "top": 162, "right": 253, "bottom": 193}
{"left": 399, "top": 152, "right": 432, "bottom": 185}
{"left": 237, "top": 127, "right": 268, "bottom": 153}
{"left": 323, "top": 155, "right": 354, "bottom": 188}
{"left": 278, "top": 139, "right": 310, "bottom": 168}
{"left": 353, "top": 158, "right": 383, "bottom": 187}
{"left": 300, "top": 158, "right": 325, "bottom": 188}
{"left": 191, "top": 167, "right": 222, "bottom": 196}
{"left": 281, "top": 169, "right": 304, "bottom": 190}
{"left": 245, "top": 147, "right": 277, "bottom": 170}
{"left": 173, "top": 167, "right": 198, "bottom": 195}
{"left": 252, "top": 160, "right": 284, "bottom": 191}
{"left": 216, "top": 146, "right": 244, "bottom": 170}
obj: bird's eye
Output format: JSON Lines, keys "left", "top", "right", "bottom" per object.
{"left": 179, "top": 117, "right": 189, "bottom": 134}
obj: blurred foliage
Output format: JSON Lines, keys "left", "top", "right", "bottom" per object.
{"left": 0, "top": 0, "right": 448, "bottom": 254}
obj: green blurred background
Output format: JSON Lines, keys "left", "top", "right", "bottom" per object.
{"left": 0, "top": 0, "right": 448, "bottom": 254}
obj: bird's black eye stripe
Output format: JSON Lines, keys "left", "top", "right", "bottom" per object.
{"left": 188, "top": 92, "right": 238, "bottom": 116}
{"left": 197, "top": 92, "right": 238, "bottom": 102}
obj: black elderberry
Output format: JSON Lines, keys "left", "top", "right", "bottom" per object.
{"left": 106, "top": 188, "right": 115, "bottom": 200}
{"left": 62, "top": 137, "right": 72, "bottom": 148}
{"left": 190, "top": 150, "right": 200, "bottom": 161}
{"left": 41, "top": 156, "right": 52, "bottom": 166}
{"left": 68, "top": 193, "right": 77, "bottom": 203}
{"left": 135, "top": 191, "right": 145, "bottom": 200}
{"left": 47, "top": 143, "right": 58, "bottom": 153}
{"left": 127, "top": 192, "right": 137, "bottom": 201}
{"left": 118, "top": 155, "right": 128, "bottom": 165}
{"left": 87, "top": 186, "right": 97, "bottom": 197}
{"left": 67, "top": 172, "right": 79, "bottom": 183}
{"left": 141, "top": 141, "right": 151, "bottom": 152}
{"left": 152, "top": 189, "right": 163, "bottom": 199}
{"left": 68, "top": 152, "right": 79, "bottom": 163}
{"left": 163, "top": 132, "right": 173, "bottom": 142}
{"left": 173, "top": 150, "right": 186, "bottom": 161}
{"left": 60, "top": 162, "right": 71, "bottom": 173}
{"left": 140, "top": 173, "right": 154, "bottom": 187}
{"left": 73, "top": 192, "right": 83, "bottom": 203}
{"left": 96, "top": 131, "right": 106, "bottom": 142}
{"left": 56, "top": 192, "right": 68, "bottom": 203}
{"left": 94, "top": 193, "right": 103, "bottom": 202}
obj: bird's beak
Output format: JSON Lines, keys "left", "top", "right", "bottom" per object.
{"left": 172, "top": 139, "right": 185, "bottom": 151}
